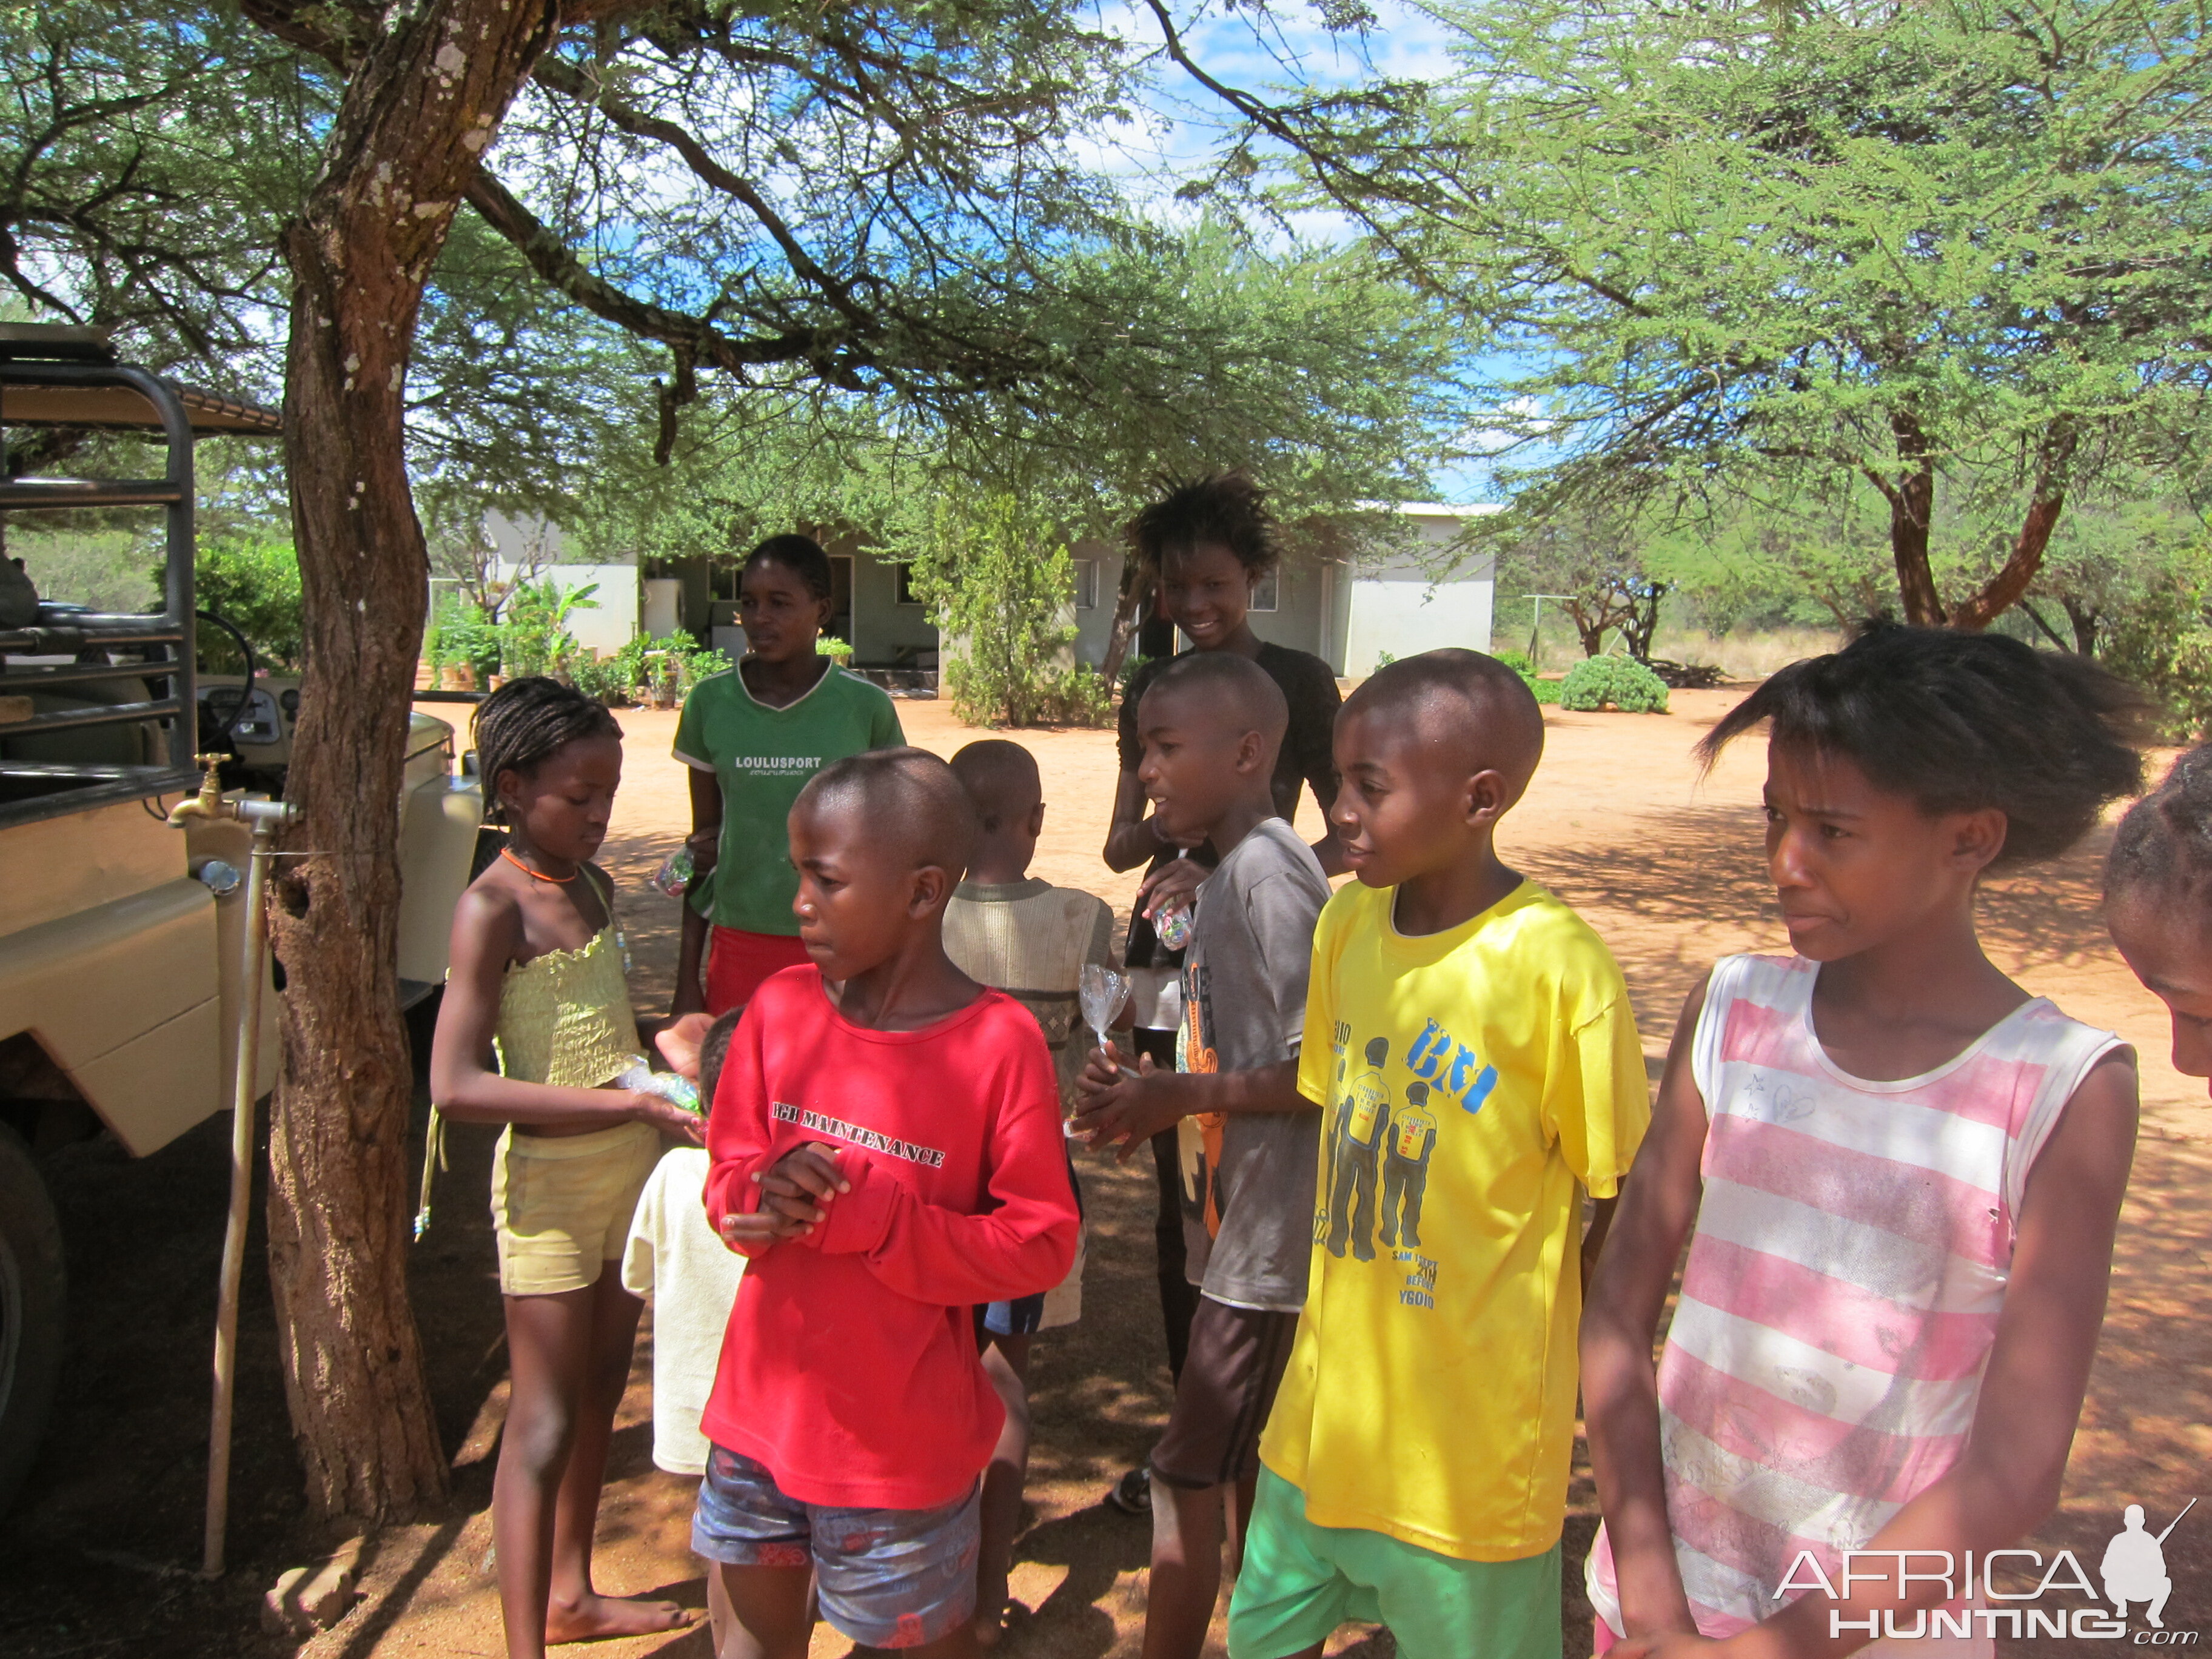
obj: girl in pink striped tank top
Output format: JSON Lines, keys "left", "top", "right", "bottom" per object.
{"left": 1584, "top": 626, "right": 2151, "bottom": 1659}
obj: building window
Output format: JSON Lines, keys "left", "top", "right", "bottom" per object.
{"left": 1250, "top": 569, "right": 1280, "bottom": 612}
{"left": 1073, "top": 558, "right": 1099, "bottom": 611}
{"left": 896, "top": 565, "right": 923, "bottom": 606}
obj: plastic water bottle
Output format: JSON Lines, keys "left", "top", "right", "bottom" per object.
{"left": 1152, "top": 851, "right": 1196, "bottom": 952}
{"left": 650, "top": 848, "right": 694, "bottom": 897}
{"left": 615, "top": 1058, "right": 702, "bottom": 1114}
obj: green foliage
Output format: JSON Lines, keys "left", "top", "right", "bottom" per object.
{"left": 423, "top": 596, "right": 504, "bottom": 683}
{"left": 1264, "top": 0, "right": 2212, "bottom": 626}
{"left": 495, "top": 578, "right": 598, "bottom": 678}
{"left": 190, "top": 533, "right": 304, "bottom": 672}
{"left": 1373, "top": 649, "right": 1396, "bottom": 669}
{"left": 1487, "top": 504, "right": 1667, "bottom": 659}
{"left": 903, "top": 489, "right": 1108, "bottom": 728}
{"left": 569, "top": 632, "right": 729, "bottom": 703}
{"left": 13, "top": 526, "right": 158, "bottom": 614}
{"left": 819, "top": 636, "right": 854, "bottom": 665}
{"left": 2097, "top": 543, "right": 2212, "bottom": 741}
{"left": 1489, "top": 649, "right": 1563, "bottom": 705}
{"left": 1559, "top": 655, "right": 1669, "bottom": 714}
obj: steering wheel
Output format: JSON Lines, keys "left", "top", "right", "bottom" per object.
{"left": 194, "top": 608, "right": 258, "bottom": 749}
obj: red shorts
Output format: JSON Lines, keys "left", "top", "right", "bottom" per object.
{"left": 705, "top": 927, "right": 813, "bottom": 1016}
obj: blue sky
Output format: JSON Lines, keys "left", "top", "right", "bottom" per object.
{"left": 1075, "top": 0, "right": 1517, "bottom": 504}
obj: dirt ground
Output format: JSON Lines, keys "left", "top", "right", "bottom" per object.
{"left": 4, "top": 686, "right": 2208, "bottom": 1658}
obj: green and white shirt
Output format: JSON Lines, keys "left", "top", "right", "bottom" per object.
{"left": 673, "top": 662, "right": 904, "bottom": 936}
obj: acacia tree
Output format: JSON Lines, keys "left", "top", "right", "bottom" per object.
{"left": 1159, "top": 0, "right": 2212, "bottom": 628}
{"left": 11, "top": 0, "right": 1466, "bottom": 1521}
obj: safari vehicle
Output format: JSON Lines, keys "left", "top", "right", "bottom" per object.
{"left": 0, "top": 324, "right": 483, "bottom": 1512}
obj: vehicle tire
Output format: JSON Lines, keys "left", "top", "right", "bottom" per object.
{"left": 0, "top": 1122, "right": 65, "bottom": 1516}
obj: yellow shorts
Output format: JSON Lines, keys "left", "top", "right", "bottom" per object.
{"left": 491, "top": 1119, "right": 662, "bottom": 1296}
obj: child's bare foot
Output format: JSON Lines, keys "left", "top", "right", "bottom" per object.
{"left": 545, "top": 1590, "right": 697, "bottom": 1643}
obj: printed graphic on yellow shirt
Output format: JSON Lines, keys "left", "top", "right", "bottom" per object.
{"left": 1325, "top": 1036, "right": 1392, "bottom": 1262}
{"left": 1320, "top": 1036, "right": 1471, "bottom": 1296}
{"left": 1406, "top": 1016, "right": 1500, "bottom": 1113}
{"left": 1381, "top": 1080, "right": 1437, "bottom": 1249}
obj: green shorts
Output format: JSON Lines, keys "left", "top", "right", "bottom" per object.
{"left": 1227, "top": 1467, "right": 1562, "bottom": 1659}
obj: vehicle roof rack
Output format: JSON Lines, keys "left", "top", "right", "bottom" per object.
{"left": 1, "top": 330, "right": 281, "bottom": 828}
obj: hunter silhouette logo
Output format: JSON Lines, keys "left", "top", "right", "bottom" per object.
{"left": 1777, "top": 1501, "right": 2200, "bottom": 1641}
{"left": 2105, "top": 1501, "right": 2191, "bottom": 1631}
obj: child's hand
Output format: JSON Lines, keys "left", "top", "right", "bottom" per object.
{"left": 1137, "top": 856, "right": 1204, "bottom": 919}
{"left": 1076, "top": 1038, "right": 1130, "bottom": 1100}
{"left": 1070, "top": 1052, "right": 1180, "bottom": 1159}
{"left": 625, "top": 1090, "right": 706, "bottom": 1146}
{"left": 655, "top": 1011, "right": 715, "bottom": 1081}
{"left": 685, "top": 826, "right": 721, "bottom": 874}
{"left": 752, "top": 1142, "right": 850, "bottom": 1236}
{"left": 717, "top": 1209, "right": 797, "bottom": 1250}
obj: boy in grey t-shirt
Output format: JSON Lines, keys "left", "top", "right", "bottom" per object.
{"left": 1074, "top": 651, "right": 1330, "bottom": 1659}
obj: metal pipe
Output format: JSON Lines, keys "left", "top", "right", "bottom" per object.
{"left": 201, "top": 795, "right": 294, "bottom": 1578}
{"left": 0, "top": 660, "right": 172, "bottom": 691}
{"left": 0, "top": 478, "right": 185, "bottom": 508}
{"left": 0, "top": 697, "right": 181, "bottom": 735}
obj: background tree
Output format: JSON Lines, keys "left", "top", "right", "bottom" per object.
{"left": 1489, "top": 504, "right": 1666, "bottom": 660}
{"left": 2019, "top": 498, "right": 2202, "bottom": 659}
{"left": 1161, "top": 0, "right": 2212, "bottom": 630}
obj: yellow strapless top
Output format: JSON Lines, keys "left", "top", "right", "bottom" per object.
{"left": 493, "top": 922, "right": 641, "bottom": 1090}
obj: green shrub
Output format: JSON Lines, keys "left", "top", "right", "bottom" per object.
{"left": 1559, "top": 654, "right": 1669, "bottom": 713}
{"left": 190, "top": 534, "right": 304, "bottom": 672}
{"left": 498, "top": 578, "right": 598, "bottom": 678}
{"left": 1492, "top": 648, "right": 1535, "bottom": 675}
{"left": 2099, "top": 547, "right": 2212, "bottom": 740}
{"left": 945, "top": 660, "right": 1113, "bottom": 728}
{"left": 908, "top": 492, "right": 1098, "bottom": 728}
{"left": 1526, "top": 673, "right": 1562, "bottom": 706}
{"left": 819, "top": 635, "right": 854, "bottom": 663}
{"left": 571, "top": 631, "right": 730, "bottom": 704}
{"left": 424, "top": 595, "right": 503, "bottom": 683}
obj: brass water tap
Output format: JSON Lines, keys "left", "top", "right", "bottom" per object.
{"left": 166, "top": 752, "right": 236, "bottom": 826}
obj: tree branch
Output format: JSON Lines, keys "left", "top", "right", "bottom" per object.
{"left": 528, "top": 55, "right": 880, "bottom": 334}
{"left": 461, "top": 169, "right": 865, "bottom": 382}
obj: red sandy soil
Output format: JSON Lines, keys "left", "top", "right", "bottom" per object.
{"left": 4, "top": 688, "right": 2205, "bottom": 1658}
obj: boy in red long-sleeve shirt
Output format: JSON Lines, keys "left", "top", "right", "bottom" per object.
{"left": 697, "top": 748, "right": 1080, "bottom": 1659}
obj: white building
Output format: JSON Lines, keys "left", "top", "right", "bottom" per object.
{"left": 457, "top": 502, "right": 1499, "bottom": 681}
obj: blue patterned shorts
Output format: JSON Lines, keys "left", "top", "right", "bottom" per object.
{"left": 692, "top": 1445, "right": 980, "bottom": 1649}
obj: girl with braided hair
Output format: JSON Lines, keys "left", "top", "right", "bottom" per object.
{"left": 2107, "top": 745, "right": 2212, "bottom": 1091}
{"left": 431, "top": 676, "right": 705, "bottom": 1658}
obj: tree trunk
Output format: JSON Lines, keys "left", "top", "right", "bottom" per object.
{"left": 265, "top": 0, "right": 559, "bottom": 1524}
{"left": 2060, "top": 596, "right": 2100, "bottom": 657}
{"left": 1947, "top": 421, "right": 2080, "bottom": 633}
{"left": 1099, "top": 561, "right": 1152, "bottom": 690}
{"left": 1886, "top": 413, "right": 1944, "bottom": 626}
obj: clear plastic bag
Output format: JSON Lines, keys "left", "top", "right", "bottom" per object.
{"left": 615, "top": 1058, "right": 702, "bottom": 1114}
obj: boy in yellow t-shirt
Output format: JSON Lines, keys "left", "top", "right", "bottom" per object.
{"left": 1228, "top": 651, "right": 1650, "bottom": 1659}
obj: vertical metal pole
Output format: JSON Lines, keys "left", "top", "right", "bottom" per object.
{"left": 115, "top": 367, "right": 196, "bottom": 771}
{"left": 203, "top": 809, "right": 279, "bottom": 1577}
